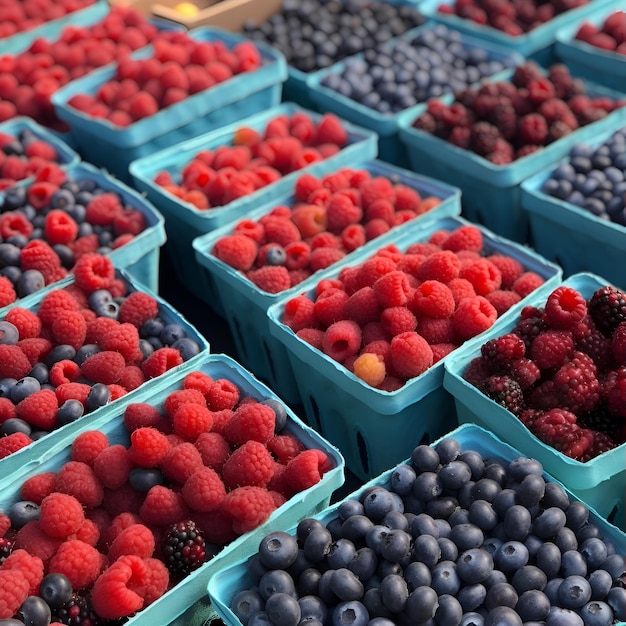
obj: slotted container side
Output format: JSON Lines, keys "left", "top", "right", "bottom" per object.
{"left": 0, "top": 353, "right": 344, "bottom": 626}
{"left": 128, "top": 102, "right": 379, "bottom": 300}
{"left": 418, "top": 0, "right": 616, "bottom": 63}
{"left": 520, "top": 123, "right": 626, "bottom": 289}
{"left": 554, "top": 0, "right": 626, "bottom": 89}
{"left": 306, "top": 22, "right": 523, "bottom": 167}
{"left": 444, "top": 272, "right": 626, "bottom": 530}
{"left": 207, "top": 422, "right": 626, "bottom": 626}
{"left": 266, "top": 215, "right": 563, "bottom": 481}
{"left": 192, "top": 161, "right": 462, "bottom": 406}
{"left": 0, "top": 267, "right": 210, "bottom": 480}
{"left": 0, "top": 0, "right": 110, "bottom": 55}
{"left": 397, "top": 74, "right": 626, "bottom": 244}
{"left": 51, "top": 27, "right": 288, "bottom": 183}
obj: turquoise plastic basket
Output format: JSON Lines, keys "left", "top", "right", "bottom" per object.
{"left": 0, "top": 161, "right": 167, "bottom": 294}
{"left": 50, "top": 27, "right": 288, "bottom": 183}
{"left": 444, "top": 273, "right": 626, "bottom": 530}
{"left": 418, "top": 0, "right": 616, "bottom": 63}
{"left": 306, "top": 23, "right": 523, "bottom": 167}
{"left": 128, "top": 102, "right": 378, "bottom": 300}
{"left": 0, "top": 353, "right": 344, "bottom": 626}
{"left": 554, "top": 0, "right": 626, "bottom": 89}
{"left": 192, "top": 162, "right": 462, "bottom": 407}
{"left": 266, "top": 215, "right": 562, "bottom": 481}
{"left": 207, "top": 422, "right": 626, "bottom": 626}
{"left": 0, "top": 0, "right": 110, "bottom": 55}
{"left": 397, "top": 72, "right": 626, "bottom": 244}
{"left": 0, "top": 266, "right": 210, "bottom": 480}
{"left": 520, "top": 124, "right": 626, "bottom": 289}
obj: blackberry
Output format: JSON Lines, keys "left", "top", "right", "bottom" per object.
{"left": 512, "top": 315, "right": 547, "bottom": 350}
{"left": 0, "top": 536, "right": 14, "bottom": 564}
{"left": 52, "top": 593, "right": 100, "bottom": 626}
{"left": 480, "top": 333, "right": 526, "bottom": 373}
{"left": 578, "top": 403, "right": 622, "bottom": 441}
{"left": 163, "top": 520, "right": 207, "bottom": 581}
{"left": 478, "top": 374, "right": 525, "bottom": 416}
{"left": 588, "top": 286, "right": 626, "bottom": 337}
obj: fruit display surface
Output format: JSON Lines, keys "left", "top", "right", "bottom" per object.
{"left": 208, "top": 424, "right": 626, "bottom": 626}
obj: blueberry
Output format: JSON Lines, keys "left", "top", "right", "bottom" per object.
{"left": 406, "top": 586, "right": 438, "bottom": 623}
{"left": 327, "top": 538, "right": 357, "bottom": 570}
{"left": 482, "top": 537, "right": 503, "bottom": 557}
{"left": 516, "top": 589, "right": 551, "bottom": 621}
{"left": 533, "top": 506, "right": 567, "bottom": 539}
{"left": 460, "top": 612, "right": 485, "bottom": 626}
{"left": 468, "top": 500, "right": 498, "bottom": 531}
{"left": 425, "top": 495, "right": 459, "bottom": 520}
{"left": 511, "top": 565, "right": 547, "bottom": 594}
{"left": 381, "top": 510, "right": 408, "bottom": 532}
{"left": 494, "top": 541, "right": 529, "bottom": 573}
{"left": 140, "top": 317, "right": 165, "bottom": 338}
{"left": 331, "top": 600, "right": 368, "bottom": 626}
{"left": 561, "top": 549, "right": 587, "bottom": 577}
{"left": 434, "top": 437, "right": 460, "bottom": 464}
{"left": 565, "top": 500, "right": 589, "bottom": 530}
{"left": 435, "top": 594, "right": 463, "bottom": 626}
{"left": 56, "top": 399, "right": 85, "bottom": 426}
{"left": 472, "top": 479, "right": 502, "bottom": 504}
{"left": 139, "top": 339, "right": 154, "bottom": 359}
{"left": 53, "top": 244, "right": 75, "bottom": 269}
{"left": 348, "top": 547, "right": 377, "bottom": 583}
{"left": 17, "top": 595, "right": 50, "bottom": 626}
{"left": 378, "top": 528, "right": 411, "bottom": 563}
{"left": 484, "top": 606, "right": 522, "bottom": 626}
{"left": 17, "top": 269, "right": 45, "bottom": 297}
{"left": 546, "top": 606, "right": 584, "bottom": 626}
{"left": 45, "top": 344, "right": 76, "bottom": 368}
{"left": 0, "top": 418, "right": 32, "bottom": 437}
{"left": 259, "top": 531, "right": 299, "bottom": 570}
{"left": 601, "top": 552, "right": 625, "bottom": 579}
{"left": 1, "top": 266, "right": 22, "bottom": 285}
{"left": 263, "top": 592, "right": 300, "bottom": 626}
{"left": 607, "top": 587, "right": 626, "bottom": 621}
{"left": 362, "top": 487, "right": 402, "bottom": 522}
{"left": 457, "top": 583, "right": 487, "bottom": 612}
{"left": 0, "top": 377, "right": 17, "bottom": 398}
{"left": 10, "top": 376, "right": 41, "bottom": 403}
{"left": 430, "top": 560, "right": 461, "bottom": 595}
{"left": 260, "top": 397, "right": 288, "bottom": 433}
{"left": 456, "top": 548, "right": 494, "bottom": 584}
{"left": 0, "top": 321, "right": 18, "bottom": 345}
{"left": 259, "top": 569, "right": 296, "bottom": 600}
{"left": 296, "top": 518, "right": 326, "bottom": 543}
{"left": 483, "top": 461, "right": 508, "bottom": 486}
{"left": 412, "top": 533, "right": 441, "bottom": 567}
{"left": 390, "top": 464, "right": 417, "bottom": 496}
{"left": 579, "top": 601, "right": 614, "bottom": 626}
{"left": 587, "top": 569, "right": 613, "bottom": 601}
{"left": 50, "top": 189, "right": 75, "bottom": 210}
{"left": 535, "top": 541, "right": 561, "bottom": 578}
{"left": 159, "top": 323, "right": 185, "bottom": 346}
{"left": 9, "top": 500, "right": 40, "bottom": 528}
{"left": 379, "top": 573, "right": 408, "bottom": 613}
{"left": 484, "top": 582, "right": 518, "bottom": 610}
{"left": 449, "top": 523, "right": 484, "bottom": 551}
{"left": 85, "top": 383, "right": 110, "bottom": 412}
{"left": 28, "top": 363, "right": 48, "bottom": 385}
{"left": 91, "top": 297, "right": 119, "bottom": 319}
{"left": 2, "top": 186, "right": 27, "bottom": 210}
{"left": 558, "top": 575, "right": 592, "bottom": 609}
{"left": 74, "top": 344, "right": 101, "bottom": 366}
{"left": 39, "top": 573, "right": 73, "bottom": 609}
{"left": 410, "top": 443, "right": 440, "bottom": 472}
{"left": 439, "top": 460, "right": 472, "bottom": 491}
{"left": 171, "top": 336, "right": 202, "bottom": 361}
{"left": 412, "top": 471, "right": 443, "bottom": 502}
{"left": 503, "top": 505, "right": 532, "bottom": 541}
{"left": 554, "top": 526, "right": 578, "bottom": 553}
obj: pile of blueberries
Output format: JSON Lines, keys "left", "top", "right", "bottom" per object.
{"left": 227, "top": 437, "right": 626, "bottom": 626}
{"left": 540, "top": 127, "right": 626, "bottom": 225}
{"left": 242, "top": 0, "right": 424, "bottom": 73}
{"left": 319, "top": 24, "right": 517, "bottom": 114}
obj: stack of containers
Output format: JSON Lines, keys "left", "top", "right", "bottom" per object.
{"left": 520, "top": 123, "right": 626, "bottom": 288}
{"left": 265, "top": 215, "right": 562, "bottom": 480}
{"left": 0, "top": 265, "right": 209, "bottom": 478}
{"left": 207, "top": 423, "right": 626, "bottom": 625}
{"left": 191, "top": 160, "right": 463, "bottom": 406}
{"left": 50, "top": 27, "right": 288, "bottom": 183}
{"left": 306, "top": 22, "right": 523, "bottom": 165}
{"left": 397, "top": 69, "right": 626, "bottom": 244}
{"left": 128, "top": 102, "right": 378, "bottom": 299}
{"left": 0, "top": 161, "right": 167, "bottom": 296}
{"left": 443, "top": 273, "right": 626, "bottom": 530}
{"left": 0, "top": 352, "right": 345, "bottom": 626}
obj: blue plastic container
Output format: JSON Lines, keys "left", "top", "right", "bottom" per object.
{"left": 554, "top": 1, "right": 626, "bottom": 89}
{"left": 444, "top": 273, "right": 626, "bottom": 530}
{"left": 266, "top": 215, "right": 562, "bottom": 480}
{"left": 0, "top": 353, "right": 344, "bottom": 626}
{"left": 207, "top": 422, "right": 626, "bottom": 626}
{"left": 0, "top": 266, "right": 210, "bottom": 480}
{"left": 520, "top": 124, "right": 626, "bottom": 289}
{"left": 0, "top": 0, "right": 110, "bottom": 55}
{"left": 307, "top": 23, "right": 523, "bottom": 166}
{"left": 51, "top": 27, "right": 288, "bottom": 183}
{"left": 419, "top": 0, "right": 616, "bottom": 63}
{"left": 398, "top": 71, "right": 626, "bottom": 244}
{"left": 128, "top": 102, "right": 378, "bottom": 299}
{"left": 192, "top": 162, "right": 462, "bottom": 407}
{"left": 0, "top": 161, "right": 167, "bottom": 294}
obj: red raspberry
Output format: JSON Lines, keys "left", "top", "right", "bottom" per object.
{"left": 453, "top": 296, "right": 498, "bottom": 340}
{"left": 20, "top": 472, "right": 56, "bottom": 505}
{"left": 164, "top": 388, "right": 206, "bottom": 418}
{"left": 71, "top": 430, "right": 109, "bottom": 466}
{"left": 141, "top": 347, "right": 184, "bottom": 379}
{"left": 55, "top": 461, "right": 104, "bottom": 509}
{"left": 55, "top": 381, "right": 91, "bottom": 407}
{"left": 0, "top": 568, "right": 29, "bottom": 619}
{"left": 412, "top": 281, "right": 456, "bottom": 319}
{"left": 180, "top": 466, "right": 226, "bottom": 513}
{"left": 73, "top": 253, "right": 115, "bottom": 293}
{"left": 80, "top": 350, "right": 125, "bottom": 385}
{"left": 123, "top": 402, "right": 166, "bottom": 432}
{"left": 115, "top": 291, "right": 159, "bottom": 329}
{"left": 48, "top": 308, "right": 87, "bottom": 351}
{"left": 604, "top": 366, "right": 626, "bottom": 418}
{"left": 212, "top": 234, "right": 258, "bottom": 271}
{"left": 194, "top": 432, "right": 230, "bottom": 473}
{"left": 552, "top": 351, "right": 600, "bottom": 414}
{"left": 379, "top": 307, "right": 416, "bottom": 336}
{"left": 221, "top": 485, "right": 278, "bottom": 535}
{"left": 13, "top": 520, "right": 61, "bottom": 565}
{"left": 543, "top": 286, "right": 588, "bottom": 330}
{"left": 532, "top": 408, "right": 594, "bottom": 460}
{"left": 129, "top": 427, "right": 170, "bottom": 467}
{"left": 0, "top": 344, "right": 32, "bottom": 380}
{"left": 286, "top": 449, "right": 333, "bottom": 492}
{"left": 267, "top": 434, "right": 306, "bottom": 464}
{"left": 441, "top": 225, "right": 483, "bottom": 253}
{"left": 224, "top": 402, "right": 275, "bottom": 446}
{"left": 486, "top": 289, "right": 522, "bottom": 315}
{"left": 460, "top": 258, "right": 502, "bottom": 296}
{"left": 530, "top": 330, "right": 575, "bottom": 370}
{"left": 322, "top": 320, "right": 362, "bottom": 363}
{"left": 324, "top": 192, "right": 362, "bottom": 235}
{"left": 16, "top": 389, "right": 58, "bottom": 431}
{"left": 247, "top": 265, "right": 291, "bottom": 293}
{"left": 282, "top": 294, "right": 318, "bottom": 332}
{"left": 39, "top": 492, "right": 85, "bottom": 539}
{"left": 389, "top": 331, "right": 433, "bottom": 379}
{"left": 5, "top": 307, "right": 41, "bottom": 339}
{"left": 0, "top": 431, "right": 31, "bottom": 459}
{"left": 161, "top": 442, "right": 204, "bottom": 484}
{"left": 139, "top": 485, "right": 189, "bottom": 526}
{"left": 222, "top": 440, "right": 275, "bottom": 489}
{"left": 512, "top": 272, "right": 545, "bottom": 298}
{"left": 206, "top": 378, "right": 240, "bottom": 411}
{"left": 309, "top": 247, "right": 345, "bottom": 273}
{"left": 373, "top": 270, "right": 411, "bottom": 309}
{"left": 100, "top": 323, "right": 142, "bottom": 363}
{"left": 313, "top": 113, "right": 348, "bottom": 147}
{"left": 1, "top": 548, "right": 44, "bottom": 595}
{"left": 172, "top": 403, "right": 213, "bottom": 441}
{"left": 107, "top": 524, "right": 155, "bottom": 563}
{"left": 487, "top": 255, "right": 524, "bottom": 289}
{"left": 91, "top": 443, "right": 131, "bottom": 490}
{"left": 517, "top": 113, "right": 549, "bottom": 146}
{"left": 417, "top": 251, "right": 462, "bottom": 283}
{"left": 343, "top": 287, "right": 381, "bottom": 326}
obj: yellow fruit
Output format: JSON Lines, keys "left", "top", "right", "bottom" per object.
{"left": 174, "top": 2, "right": 198, "bottom": 16}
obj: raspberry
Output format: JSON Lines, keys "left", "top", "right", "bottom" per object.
{"left": 344, "top": 287, "right": 381, "bottom": 326}
{"left": 170, "top": 403, "right": 212, "bottom": 441}
{"left": 417, "top": 251, "right": 461, "bottom": 283}
{"left": 164, "top": 388, "right": 206, "bottom": 418}
{"left": 117, "top": 291, "right": 159, "bottom": 328}
{"left": 39, "top": 492, "right": 85, "bottom": 539}
{"left": 486, "top": 255, "right": 524, "bottom": 289}
{"left": 20, "top": 240, "right": 63, "bottom": 285}
{"left": 603, "top": 367, "right": 626, "bottom": 419}
{"left": 5, "top": 307, "right": 41, "bottom": 339}
{"left": 107, "top": 523, "right": 155, "bottom": 563}
{"left": 224, "top": 402, "right": 275, "bottom": 446}
{"left": 123, "top": 403, "right": 165, "bottom": 433}
{"left": 160, "top": 442, "right": 204, "bottom": 484}
{"left": 412, "top": 281, "right": 456, "bottom": 319}
{"left": 544, "top": 286, "right": 588, "bottom": 330}
{"left": 314, "top": 113, "right": 348, "bottom": 147}
{"left": 20, "top": 472, "right": 57, "bottom": 505}
{"left": 452, "top": 296, "right": 498, "bottom": 340}
{"left": 380, "top": 306, "right": 417, "bottom": 337}
{"left": 47, "top": 539, "right": 104, "bottom": 592}
{"left": 441, "top": 225, "right": 484, "bottom": 253}
{"left": 44, "top": 209, "right": 79, "bottom": 246}
{"left": 512, "top": 272, "right": 545, "bottom": 298}
{"left": 141, "top": 347, "right": 184, "bottom": 379}
{"left": 1, "top": 548, "right": 44, "bottom": 595}
{"left": 517, "top": 113, "right": 549, "bottom": 146}
{"left": 70, "top": 430, "right": 109, "bottom": 466}
{"left": 206, "top": 378, "right": 240, "bottom": 411}
{"left": 178, "top": 467, "right": 226, "bottom": 514}
{"left": 261, "top": 216, "right": 301, "bottom": 247}
{"left": 389, "top": 331, "right": 433, "bottom": 379}
{"left": 530, "top": 330, "right": 575, "bottom": 370}
{"left": 14, "top": 521, "right": 61, "bottom": 565}
{"left": 247, "top": 265, "right": 291, "bottom": 293}
{"left": 0, "top": 568, "right": 29, "bottom": 618}
{"left": 140, "top": 485, "right": 189, "bottom": 527}
{"left": 129, "top": 427, "right": 170, "bottom": 468}
{"left": 480, "top": 333, "right": 527, "bottom": 372}
{"left": 221, "top": 440, "right": 275, "bottom": 490}
{"left": 221, "top": 485, "right": 278, "bottom": 535}
{"left": 308, "top": 247, "right": 345, "bottom": 273}
{"left": 80, "top": 350, "right": 125, "bottom": 385}
{"left": 459, "top": 259, "right": 502, "bottom": 296}
{"left": 286, "top": 449, "right": 333, "bottom": 492}
{"left": 470, "top": 122, "right": 501, "bottom": 156}
{"left": 372, "top": 270, "right": 411, "bottom": 309}
{"left": 16, "top": 389, "right": 58, "bottom": 431}
{"left": 322, "top": 320, "right": 362, "bottom": 363}
{"left": 55, "top": 460, "right": 104, "bottom": 510}
{"left": 91, "top": 444, "right": 131, "bottom": 491}
{"left": 212, "top": 234, "right": 258, "bottom": 272}
{"left": 71, "top": 253, "right": 115, "bottom": 294}
{"left": 0, "top": 344, "right": 32, "bottom": 380}
{"left": 90, "top": 555, "right": 147, "bottom": 620}
{"left": 588, "top": 285, "right": 626, "bottom": 337}
{"left": 552, "top": 351, "right": 600, "bottom": 414}
{"left": 352, "top": 352, "right": 386, "bottom": 387}
{"left": 532, "top": 408, "right": 593, "bottom": 460}
{"left": 100, "top": 323, "right": 142, "bottom": 363}
{"left": 325, "top": 192, "right": 362, "bottom": 235}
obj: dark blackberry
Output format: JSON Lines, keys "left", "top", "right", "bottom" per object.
{"left": 52, "top": 593, "right": 100, "bottom": 626}
{"left": 0, "top": 536, "right": 14, "bottom": 564}
{"left": 480, "top": 333, "right": 526, "bottom": 373}
{"left": 470, "top": 121, "right": 500, "bottom": 156}
{"left": 512, "top": 315, "right": 547, "bottom": 350}
{"left": 478, "top": 374, "right": 525, "bottom": 416}
{"left": 578, "top": 403, "right": 622, "bottom": 441}
{"left": 162, "top": 520, "right": 207, "bottom": 581}
{"left": 588, "top": 286, "right": 626, "bottom": 337}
